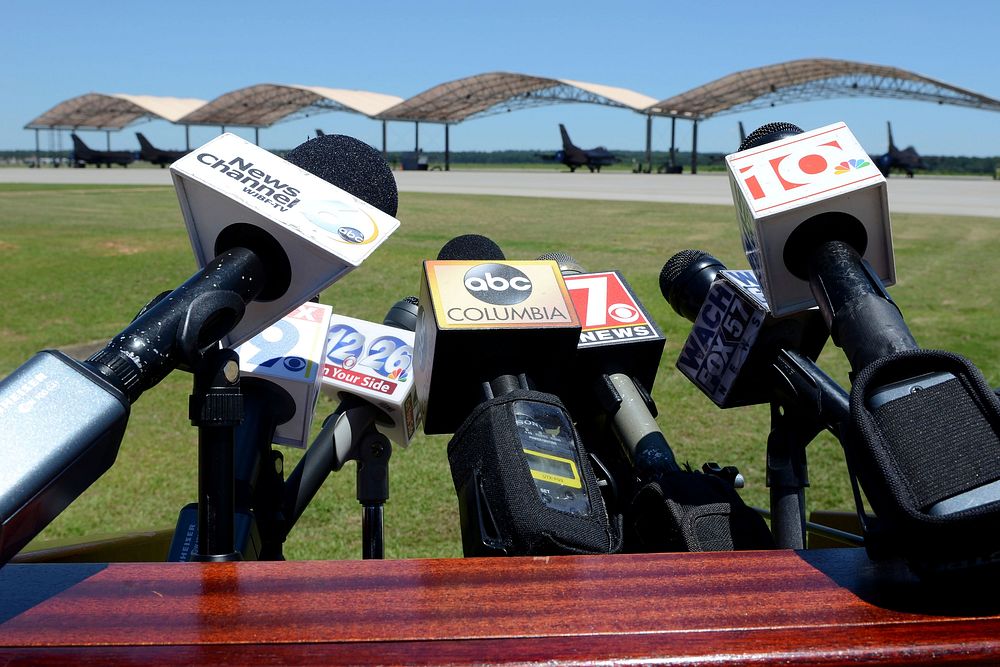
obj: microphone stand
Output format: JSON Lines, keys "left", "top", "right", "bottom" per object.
{"left": 187, "top": 347, "right": 243, "bottom": 561}
{"left": 282, "top": 394, "right": 392, "bottom": 559}
{"left": 766, "top": 349, "right": 851, "bottom": 549}
{"left": 232, "top": 379, "right": 295, "bottom": 561}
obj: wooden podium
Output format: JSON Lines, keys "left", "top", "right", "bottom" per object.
{"left": 2, "top": 548, "right": 999, "bottom": 664}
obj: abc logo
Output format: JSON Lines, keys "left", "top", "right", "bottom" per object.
{"left": 338, "top": 226, "right": 366, "bottom": 243}
{"left": 463, "top": 263, "right": 532, "bottom": 305}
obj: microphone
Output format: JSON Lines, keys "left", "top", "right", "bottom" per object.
{"left": 281, "top": 297, "right": 420, "bottom": 558}
{"left": 285, "top": 134, "right": 398, "bottom": 217}
{"left": 729, "top": 123, "right": 1000, "bottom": 575}
{"left": 171, "top": 132, "right": 400, "bottom": 348}
{"left": 660, "top": 249, "right": 828, "bottom": 408}
{"left": 415, "top": 237, "right": 620, "bottom": 556}
{"left": 171, "top": 297, "right": 419, "bottom": 562}
{"left": 414, "top": 235, "right": 580, "bottom": 434}
{"left": 235, "top": 301, "right": 334, "bottom": 448}
{"left": 544, "top": 251, "right": 775, "bottom": 552}
{"left": 0, "top": 134, "right": 400, "bottom": 565}
{"left": 320, "top": 297, "right": 421, "bottom": 447}
{"left": 662, "top": 248, "right": 847, "bottom": 548}
{"left": 435, "top": 233, "right": 505, "bottom": 262}
{"left": 537, "top": 251, "right": 676, "bottom": 479}
{"left": 726, "top": 121, "right": 894, "bottom": 317}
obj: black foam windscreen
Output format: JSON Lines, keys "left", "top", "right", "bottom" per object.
{"left": 436, "top": 234, "right": 505, "bottom": 261}
{"left": 738, "top": 122, "right": 804, "bottom": 151}
{"left": 659, "top": 249, "right": 725, "bottom": 322}
{"left": 285, "top": 134, "right": 398, "bottom": 217}
{"left": 383, "top": 296, "right": 420, "bottom": 332}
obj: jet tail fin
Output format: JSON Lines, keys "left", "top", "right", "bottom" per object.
{"left": 559, "top": 123, "right": 575, "bottom": 150}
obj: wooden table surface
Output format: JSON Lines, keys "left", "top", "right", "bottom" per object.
{"left": 1, "top": 548, "right": 999, "bottom": 665}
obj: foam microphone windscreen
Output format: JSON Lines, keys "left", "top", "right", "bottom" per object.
{"left": 737, "top": 121, "right": 804, "bottom": 152}
{"left": 659, "top": 249, "right": 726, "bottom": 321}
{"left": 436, "top": 234, "right": 505, "bottom": 261}
{"left": 285, "top": 135, "right": 398, "bottom": 217}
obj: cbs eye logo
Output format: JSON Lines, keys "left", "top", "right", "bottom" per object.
{"left": 463, "top": 263, "right": 533, "bottom": 305}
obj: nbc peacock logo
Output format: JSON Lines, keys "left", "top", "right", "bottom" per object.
{"left": 834, "top": 158, "right": 871, "bottom": 175}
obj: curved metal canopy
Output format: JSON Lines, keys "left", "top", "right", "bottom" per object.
{"left": 178, "top": 84, "right": 404, "bottom": 127}
{"left": 25, "top": 93, "right": 207, "bottom": 130}
{"left": 377, "top": 72, "right": 658, "bottom": 123}
{"left": 646, "top": 58, "right": 1000, "bottom": 119}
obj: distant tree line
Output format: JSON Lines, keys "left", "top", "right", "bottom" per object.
{"left": 3, "top": 149, "right": 998, "bottom": 175}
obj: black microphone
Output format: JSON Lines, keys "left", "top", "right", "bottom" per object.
{"left": 543, "top": 250, "right": 775, "bottom": 552}
{"left": 0, "top": 246, "right": 275, "bottom": 565}
{"left": 537, "top": 251, "right": 677, "bottom": 481}
{"left": 415, "top": 237, "right": 620, "bottom": 556}
{"left": 662, "top": 248, "right": 850, "bottom": 548}
{"left": 281, "top": 296, "right": 420, "bottom": 559}
{"left": 730, "top": 123, "right": 1000, "bottom": 575}
{"left": 0, "top": 135, "right": 400, "bottom": 565}
{"left": 660, "top": 249, "right": 828, "bottom": 408}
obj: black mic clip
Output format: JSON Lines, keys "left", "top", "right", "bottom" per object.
{"left": 702, "top": 462, "right": 744, "bottom": 489}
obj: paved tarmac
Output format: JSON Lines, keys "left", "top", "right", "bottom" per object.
{"left": 2, "top": 168, "right": 997, "bottom": 218}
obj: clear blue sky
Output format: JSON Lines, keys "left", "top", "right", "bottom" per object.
{"left": 4, "top": 1, "right": 998, "bottom": 157}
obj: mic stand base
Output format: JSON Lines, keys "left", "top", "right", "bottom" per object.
{"left": 189, "top": 348, "right": 243, "bottom": 562}
{"left": 358, "top": 432, "right": 391, "bottom": 560}
{"left": 765, "top": 401, "right": 819, "bottom": 550}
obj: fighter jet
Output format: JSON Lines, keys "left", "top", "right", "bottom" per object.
{"left": 875, "top": 122, "right": 927, "bottom": 178}
{"left": 538, "top": 124, "right": 618, "bottom": 172}
{"left": 70, "top": 133, "right": 135, "bottom": 168}
{"left": 136, "top": 133, "right": 188, "bottom": 167}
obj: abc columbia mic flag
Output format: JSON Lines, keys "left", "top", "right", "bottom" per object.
{"left": 414, "top": 260, "right": 581, "bottom": 434}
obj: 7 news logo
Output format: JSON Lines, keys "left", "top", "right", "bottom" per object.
{"left": 562, "top": 272, "right": 662, "bottom": 347}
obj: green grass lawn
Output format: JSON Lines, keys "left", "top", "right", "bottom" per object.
{"left": 2, "top": 184, "right": 998, "bottom": 561}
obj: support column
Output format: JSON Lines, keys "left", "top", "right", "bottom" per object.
{"left": 106, "top": 130, "right": 111, "bottom": 151}
{"left": 644, "top": 114, "right": 652, "bottom": 174}
{"left": 670, "top": 117, "right": 677, "bottom": 168}
{"left": 185, "top": 125, "right": 190, "bottom": 151}
{"left": 691, "top": 120, "right": 699, "bottom": 175}
{"left": 34, "top": 128, "right": 40, "bottom": 168}
{"left": 254, "top": 127, "right": 259, "bottom": 146}
{"left": 382, "top": 120, "right": 387, "bottom": 157}
{"left": 414, "top": 121, "right": 419, "bottom": 152}
{"left": 445, "top": 124, "right": 450, "bottom": 171}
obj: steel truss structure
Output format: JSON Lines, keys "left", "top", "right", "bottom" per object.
{"left": 22, "top": 60, "right": 1000, "bottom": 172}
{"left": 376, "top": 72, "right": 657, "bottom": 123}
{"left": 647, "top": 59, "right": 1000, "bottom": 120}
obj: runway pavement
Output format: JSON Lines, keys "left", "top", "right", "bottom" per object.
{"left": 2, "top": 167, "right": 996, "bottom": 218}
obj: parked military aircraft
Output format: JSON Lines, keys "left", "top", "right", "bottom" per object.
{"left": 70, "top": 133, "right": 135, "bottom": 168}
{"left": 136, "top": 133, "right": 188, "bottom": 167}
{"left": 875, "top": 122, "right": 927, "bottom": 178}
{"left": 538, "top": 124, "right": 618, "bottom": 172}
